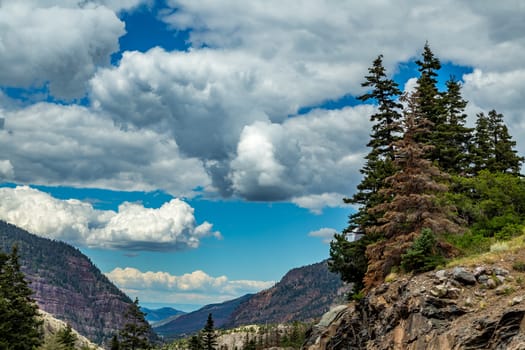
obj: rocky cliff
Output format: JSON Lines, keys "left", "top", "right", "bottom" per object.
{"left": 304, "top": 249, "right": 525, "bottom": 350}
{"left": 0, "top": 221, "right": 135, "bottom": 345}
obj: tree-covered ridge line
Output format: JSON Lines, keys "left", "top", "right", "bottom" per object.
{"left": 330, "top": 43, "right": 524, "bottom": 295}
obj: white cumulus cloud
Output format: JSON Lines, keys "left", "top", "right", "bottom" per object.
{"left": 106, "top": 267, "right": 274, "bottom": 304}
{"left": 0, "top": 186, "right": 220, "bottom": 251}
{"left": 308, "top": 227, "right": 337, "bottom": 244}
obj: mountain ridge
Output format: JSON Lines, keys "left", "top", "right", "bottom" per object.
{"left": 0, "top": 220, "right": 136, "bottom": 345}
{"left": 155, "top": 260, "right": 348, "bottom": 339}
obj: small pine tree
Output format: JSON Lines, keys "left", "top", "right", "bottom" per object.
{"left": 120, "top": 297, "right": 151, "bottom": 350}
{"left": 188, "top": 334, "right": 203, "bottom": 350}
{"left": 110, "top": 334, "right": 121, "bottom": 350}
{"left": 401, "top": 228, "right": 445, "bottom": 273}
{"left": 202, "top": 313, "right": 217, "bottom": 350}
{"left": 56, "top": 324, "right": 77, "bottom": 350}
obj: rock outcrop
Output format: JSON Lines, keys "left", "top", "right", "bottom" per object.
{"left": 305, "top": 257, "right": 525, "bottom": 350}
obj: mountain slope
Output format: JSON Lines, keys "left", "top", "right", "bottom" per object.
{"left": 225, "top": 260, "right": 346, "bottom": 328}
{"left": 154, "top": 294, "right": 253, "bottom": 338}
{"left": 0, "top": 221, "right": 134, "bottom": 345}
{"left": 156, "top": 260, "right": 348, "bottom": 339}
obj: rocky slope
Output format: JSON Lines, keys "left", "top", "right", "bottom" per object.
{"left": 39, "top": 310, "right": 103, "bottom": 350}
{"left": 304, "top": 248, "right": 525, "bottom": 350}
{"left": 0, "top": 221, "right": 135, "bottom": 345}
{"left": 225, "top": 260, "right": 348, "bottom": 328}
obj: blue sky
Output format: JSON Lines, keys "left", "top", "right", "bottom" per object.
{"left": 0, "top": 1, "right": 524, "bottom": 311}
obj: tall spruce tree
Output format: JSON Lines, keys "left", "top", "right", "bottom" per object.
{"left": 472, "top": 110, "right": 523, "bottom": 174}
{"left": 119, "top": 298, "right": 151, "bottom": 350}
{"left": 488, "top": 110, "right": 523, "bottom": 174}
{"left": 330, "top": 55, "right": 401, "bottom": 292}
{"left": 344, "top": 54, "right": 403, "bottom": 229}
{"left": 0, "top": 245, "right": 43, "bottom": 350}
{"left": 440, "top": 77, "right": 473, "bottom": 174}
{"left": 202, "top": 313, "right": 217, "bottom": 350}
{"left": 414, "top": 43, "right": 447, "bottom": 165}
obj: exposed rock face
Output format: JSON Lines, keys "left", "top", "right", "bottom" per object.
{"left": 0, "top": 221, "right": 134, "bottom": 345}
{"left": 225, "top": 261, "right": 349, "bottom": 328}
{"left": 304, "top": 260, "right": 525, "bottom": 350}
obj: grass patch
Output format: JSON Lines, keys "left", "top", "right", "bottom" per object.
{"left": 447, "top": 234, "right": 525, "bottom": 267}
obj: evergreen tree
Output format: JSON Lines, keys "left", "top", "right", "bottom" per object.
{"left": 120, "top": 297, "right": 151, "bottom": 350}
{"left": 56, "top": 324, "right": 77, "bottom": 350}
{"left": 440, "top": 77, "right": 473, "bottom": 174}
{"left": 414, "top": 43, "right": 447, "bottom": 165}
{"left": 472, "top": 110, "right": 523, "bottom": 174}
{"left": 188, "top": 334, "right": 203, "bottom": 350}
{"left": 488, "top": 110, "right": 523, "bottom": 174}
{"left": 364, "top": 92, "right": 462, "bottom": 287}
{"left": 471, "top": 112, "right": 492, "bottom": 173}
{"left": 0, "top": 245, "right": 43, "bottom": 350}
{"left": 330, "top": 55, "right": 401, "bottom": 290}
{"left": 344, "top": 54, "right": 403, "bottom": 229}
{"left": 110, "top": 334, "right": 121, "bottom": 350}
{"left": 202, "top": 313, "right": 217, "bottom": 350}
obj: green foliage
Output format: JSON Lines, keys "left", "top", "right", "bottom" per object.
{"left": 443, "top": 231, "right": 492, "bottom": 255}
{"left": 401, "top": 229, "right": 445, "bottom": 273}
{"left": 38, "top": 334, "right": 68, "bottom": 350}
{"left": 188, "top": 335, "right": 203, "bottom": 350}
{"left": 471, "top": 110, "right": 523, "bottom": 175}
{"left": 120, "top": 297, "right": 152, "bottom": 350}
{"left": 110, "top": 334, "right": 121, "bottom": 350}
{"left": 0, "top": 245, "right": 43, "bottom": 350}
{"left": 202, "top": 313, "right": 217, "bottom": 350}
{"left": 56, "top": 324, "right": 77, "bottom": 350}
{"left": 512, "top": 261, "right": 525, "bottom": 272}
{"left": 329, "top": 232, "right": 381, "bottom": 293}
{"left": 449, "top": 171, "right": 525, "bottom": 239}
{"left": 345, "top": 54, "right": 402, "bottom": 230}
{"left": 494, "top": 224, "right": 524, "bottom": 241}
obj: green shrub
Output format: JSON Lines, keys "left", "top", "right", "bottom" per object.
{"left": 443, "top": 231, "right": 492, "bottom": 255}
{"left": 401, "top": 228, "right": 445, "bottom": 273}
{"left": 512, "top": 261, "right": 525, "bottom": 272}
{"left": 495, "top": 224, "right": 524, "bottom": 241}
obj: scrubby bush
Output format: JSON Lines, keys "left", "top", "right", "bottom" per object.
{"left": 401, "top": 229, "right": 445, "bottom": 273}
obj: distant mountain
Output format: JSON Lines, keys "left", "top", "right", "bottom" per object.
{"left": 142, "top": 307, "right": 185, "bottom": 323}
{"left": 154, "top": 294, "right": 253, "bottom": 339}
{"left": 156, "top": 260, "right": 348, "bottom": 339}
{"left": 0, "top": 221, "right": 147, "bottom": 345}
{"left": 224, "top": 260, "right": 347, "bottom": 328}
